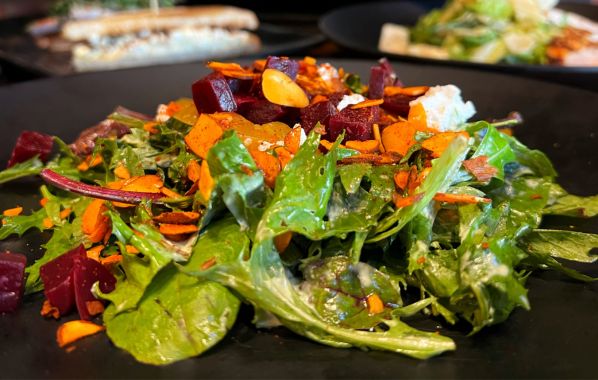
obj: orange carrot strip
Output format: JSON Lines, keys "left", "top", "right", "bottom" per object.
{"left": 85, "top": 300, "right": 105, "bottom": 317}
{"left": 274, "top": 231, "right": 293, "bottom": 253}
{"left": 114, "top": 165, "right": 131, "bottom": 180}
{"left": 198, "top": 159, "right": 214, "bottom": 201}
{"left": 56, "top": 320, "right": 105, "bottom": 348}
{"left": 394, "top": 171, "right": 410, "bottom": 191}
{"left": 345, "top": 140, "right": 380, "bottom": 154}
{"left": 367, "top": 294, "right": 384, "bottom": 314}
{"left": 284, "top": 125, "right": 302, "bottom": 155}
{"left": 310, "top": 94, "right": 328, "bottom": 105}
{"left": 393, "top": 193, "right": 423, "bottom": 208}
{"left": 3, "top": 206, "right": 23, "bottom": 217}
{"left": 153, "top": 211, "right": 201, "bottom": 224}
{"left": 41, "top": 300, "right": 60, "bottom": 319}
{"left": 184, "top": 114, "right": 224, "bottom": 159}
{"left": 125, "top": 245, "right": 140, "bottom": 255}
{"left": 338, "top": 152, "right": 402, "bottom": 166}
{"left": 350, "top": 98, "right": 384, "bottom": 110}
{"left": 59, "top": 208, "right": 72, "bottom": 219}
{"left": 381, "top": 121, "right": 416, "bottom": 156}
{"left": 159, "top": 223, "right": 199, "bottom": 236}
{"left": 253, "top": 59, "right": 267, "bottom": 71}
{"left": 462, "top": 156, "right": 497, "bottom": 183}
{"left": 86, "top": 245, "right": 104, "bottom": 262}
{"left": 82, "top": 199, "right": 111, "bottom": 243}
{"left": 433, "top": 193, "right": 491, "bottom": 204}
{"left": 143, "top": 121, "right": 158, "bottom": 134}
{"left": 100, "top": 255, "right": 123, "bottom": 267}
{"left": 201, "top": 257, "right": 217, "bottom": 270}
{"left": 165, "top": 101, "right": 181, "bottom": 116}
{"left": 160, "top": 187, "right": 182, "bottom": 199}
{"left": 39, "top": 197, "right": 48, "bottom": 207}
{"left": 42, "top": 217, "right": 54, "bottom": 229}
{"left": 384, "top": 86, "right": 429, "bottom": 97}
{"left": 421, "top": 132, "right": 469, "bottom": 158}
{"left": 373, "top": 124, "right": 385, "bottom": 153}
{"left": 187, "top": 159, "right": 201, "bottom": 183}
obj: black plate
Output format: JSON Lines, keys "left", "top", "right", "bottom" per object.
{"left": 0, "top": 23, "right": 325, "bottom": 77}
{"left": 320, "top": 1, "right": 598, "bottom": 91}
{"left": 0, "top": 59, "right": 597, "bottom": 379}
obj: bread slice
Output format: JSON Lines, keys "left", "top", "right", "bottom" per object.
{"left": 63, "top": 5, "right": 259, "bottom": 41}
{"left": 71, "top": 27, "right": 260, "bottom": 71}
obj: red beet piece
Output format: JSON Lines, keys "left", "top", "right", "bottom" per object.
{"left": 192, "top": 73, "right": 237, "bottom": 114}
{"left": 241, "top": 99, "right": 287, "bottom": 124}
{"left": 234, "top": 94, "right": 259, "bottom": 113}
{"left": 300, "top": 100, "right": 337, "bottom": 133}
{"left": 368, "top": 58, "right": 400, "bottom": 99}
{"left": 381, "top": 93, "right": 419, "bottom": 118}
{"left": 7, "top": 131, "right": 54, "bottom": 168}
{"left": 72, "top": 256, "right": 115, "bottom": 320}
{"left": 0, "top": 252, "right": 27, "bottom": 313}
{"left": 265, "top": 56, "right": 300, "bottom": 80}
{"left": 327, "top": 106, "right": 380, "bottom": 142}
{"left": 39, "top": 245, "right": 87, "bottom": 316}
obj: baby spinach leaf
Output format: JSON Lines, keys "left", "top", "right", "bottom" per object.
{"left": 104, "top": 266, "right": 240, "bottom": 366}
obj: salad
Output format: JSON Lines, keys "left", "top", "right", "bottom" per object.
{"left": 378, "top": 0, "right": 598, "bottom": 66}
{"left": 0, "top": 56, "right": 596, "bottom": 366}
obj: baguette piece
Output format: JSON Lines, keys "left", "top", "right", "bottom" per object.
{"left": 63, "top": 5, "right": 259, "bottom": 41}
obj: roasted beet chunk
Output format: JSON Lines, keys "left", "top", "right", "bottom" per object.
{"left": 7, "top": 131, "right": 54, "bottom": 168}
{"left": 70, "top": 120, "right": 130, "bottom": 156}
{"left": 40, "top": 245, "right": 87, "bottom": 316}
{"left": 382, "top": 93, "right": 419, "bottom": 118}
{"left": 265, "top": 56, "right": 300, "bottom": 80}
{"left": 72, "top": 256, "right": 115, "bottom": 320}
{"left": 0, "top": 252, "right": 27, "bottom": 313}
{"left": 241, "top": 99, "right": 287, "bottom": 124}
{"left": 368, "top": 58, "right": 400, "bottom": 99}
{"left": 300, "top": 100, "right": 337, "bottom": 133}
{"left": 328, "top": 106, "right": 380, "bottom": 142}
{"left": 192, "top": 73, "right": 237, "bottom": 114}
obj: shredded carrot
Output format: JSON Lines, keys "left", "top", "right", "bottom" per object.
{"left": 421, "top": 132, "right": 469, "bottom": 158}
{"left": 185, "top": 114, "right": 224, "bottom": 159}
{"left": 219, "top": 69, "right": 259, "bottom": 80}
{"left": 153, "top": 211, "right": 201, "bottom": 224}
{"left": 201, "top": 257, "right": 217, "bottom": 270}
{"left": 384, "top": 86, "right": 429, "bottom": 97}
{"left": 3, "top": 206, "right": 23, "bottom": 217}
{"left": 143, "top": 121, "right": 158, "bottom": 134}
{"left": 275, "top": 147, "right": 293, "bottom": 169}
{"left": 462, "top": 156, "right": 497, "bottom": 183}
{"left": 42, "top": 217, "right": 54, "bottom": 229}
{"left": 409, "top": 167, "right": 432, "bottom": 195}
{"left": 125, "top": 245, "right": 140, "bottom": 255}
{"left": 59, "top": 208, "right": 72, "bottom": 219}
{"left": 310, "top": 94, "right": 328, "bottom": 105}
{"left": 345, "top": 140, "right": 380, "bottom": 154}
{"left": 253, "top": 59, "right": 267, "bottom": 71}
{"left": 530, "top": 194, "right": 543, "bottom": 200}
{"left": 198, "top": 159, "right": 214, "bottom": 201}
{"left": 82, "top": 199, "right": 111, "bottom": 243}
{"left": 100, "top": 255, "right": 123, "bottom": 267}
{"left": 320, "top": 140, "right": 342, "bottom": 151}
{"left": 165, "top": 101, "right": 182, "bottom": 116}
{"left": 350, "top": 98, "right": 384, "bottom": 110}
{"left": 77, "top": 155, "right": 103, "bottom": 172}
{"left": 394, "top": 170, "right": 410, "bottom": 191}
{"left": 500, "top": 128, "right": 513, "bottom": 136}
{"left": 39, "top": 197, "right": 48, "bottom": 207}
{"left": 114, "top": 164, "right": 131, "bottom": 180}
{"left": 250, "top": 149, "right": 281, "bottom": 189}
{"left": 159, "top": 223, "right": 199, "bottom": 236}
{"left": 284, "top": 125, "right": 302, "bottom": 155}
{"left": 85, "top": 300, "right": 105, "bottom": 317}
{"left": 393, "top": 193, "right": 423, "bottom": 208}
{"left": 41, "top": 300, "right": 60, "bottom": 319}
{"left": 187, "top": 159, "right": 201, "bottom": 183}
{"left": 56, "top": 320, "right": 105, "bottom": 348}
{"left": 366, "top": 294, "right": 384, "bottom": 314}
{"left": 481, "top": 242, "right": 490, "bottom": 249}
{"left": 381, "top": 121, "right": 416, "bottom": 156}
{"left": 160, "top": 187, "right": 182, "bottom": 199}
{"left": 274, "top": 231, "right": 293, "bottom": 253}
{"left": 373, "top": 124, "right": 385, "bottom": 153}
{"left": 416, "top": 256, "right": 426, "bottom": 265}
{"left": 433, "top": 193, "right": 491, "bottom": 204}
{"left": 86, "top": 245, "right": 104, "bottom": 262}
{"left": 338, "top": 152, "right": 402, "bottom": 166}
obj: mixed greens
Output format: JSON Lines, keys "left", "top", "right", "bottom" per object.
{"left": 0, "top": 56, "right": 596, "bottom": 365}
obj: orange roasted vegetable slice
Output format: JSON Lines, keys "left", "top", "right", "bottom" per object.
{"left": 421, "top": 132, "right": 469, "bottom": 158}
{"left": 184, "top": 114, "right": 224, "bottom": 159}
{"left": 381, "top": 122, "right": 416, "bottom": 156}
{"left": 82, "top": 199, "right": 111, "bottom": 243}
{"left": 153, "top": 211, "right": 201, "bottom": 225}
{"left": 56, "top": 320, "right": 105, "bottom": 348}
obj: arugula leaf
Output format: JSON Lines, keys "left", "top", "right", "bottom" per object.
{"left": 543, "top": 184, "right": 598, "bottom": 218}
{"left": 0, "top": 208, "right": 46, "bottom": 241}
{"left": 471, "top": 126, "right": 515, "bottom": 180}
{"left": 104, "top": 265, "right": 239, "bottom": 366}
{"left": 519, "top": 229, "right": 598, "bottom": 263}
{"left": 0, "top": 157, "right": 43, "bottom": 184}
{"left": 506, "top": 135, "right": 557, "bottom": 179}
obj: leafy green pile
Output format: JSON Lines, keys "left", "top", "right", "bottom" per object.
{"left": 1, "top": 100, "right": 596, "bottom": 366}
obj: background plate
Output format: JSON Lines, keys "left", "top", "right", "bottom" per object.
{"left": 0, "top": 59, "right": 597, "bottom": 379}
{"left": 319, "top": 1, "right": 598, "bottom": 91}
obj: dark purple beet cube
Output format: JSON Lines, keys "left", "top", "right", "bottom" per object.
{"left": 327, "top": 106, "right": 379, "bottom": 142}
{"left": 300, "top": 100, "right": 337, "bottom": 133}
{"left": 240, "top": 99, "right": 287, "bottom": 124}
{"left": 265, "top": 56, "right": 300, "bottom": 80}
{"left": 381, "top": 94, "right": 419, "bottom": 118}
{"left": 72, "top": 256, "right": 115, "bottom": 320}
{"left": 233, "top": 94, "right": 259, "bottom": 114}
{"left": 7, "top": 131, "right": 54, "bottom": 168}
{"left": 0, "top": 252, "right": 27, "bottom": 313}
{"left": 192, "top": 74, "right": 237, "bottom": 114}
{"left": 368, "top": 58, "right": 399, "bottom": 99}
{"left": 40, "top": 245, "right": 86, "bottom": 316}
